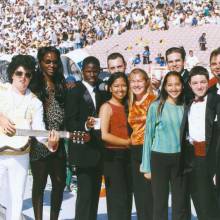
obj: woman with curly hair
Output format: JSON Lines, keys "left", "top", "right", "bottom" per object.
{"left": 30, "top": 47, "right": 66, "bottom": 220}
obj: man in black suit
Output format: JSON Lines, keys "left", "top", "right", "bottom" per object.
{"left": 65, "top": 56, "right": 103, "bottom": 220}
{"left": 209, "top": 47, "right": 220, "bottom": 206}
{"left": 165, "top": 47, "right": 193, "bottom": 103}
{"left": 180, "top": 66, "right": 220, "bottom": 220}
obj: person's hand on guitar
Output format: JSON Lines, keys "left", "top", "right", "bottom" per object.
{"left": 0, "top": 114, "right": 16, "bottom": 136}
{"left": 47, "top": 130, "right": 60, "bottom": 152}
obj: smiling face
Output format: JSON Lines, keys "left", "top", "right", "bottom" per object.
{"left": 110, "top": 77, "right": 128, "bottom": 101}
{"left": 167, "top": 52, "right": 185, "bottom": 73}
{"left": 165, "top": 75, "right": 183, "bottom": 104}
{"left": 40, "top": 51, "right": 59, "bottom": 77}
{"left": 82, "top": 63, "right": 99, "bottom": 86}
{"left": 189, "top": 75, "right": 208, "bottom": 99}
{"left": 129, "top": 73, "right": 149, "bottom": 99}
{"left": 12, "top": 66, "right": 32, "bottom": 94}
{"left": 210, "top": 54, "right": 220, "bottom": 83}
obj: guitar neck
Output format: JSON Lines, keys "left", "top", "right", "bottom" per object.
{"left": 15, "top": 129, "right": 70, "bottom": 138}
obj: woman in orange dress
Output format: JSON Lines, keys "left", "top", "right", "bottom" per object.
{"left": 128, "top": 68, "right": 156, "bottom": 220}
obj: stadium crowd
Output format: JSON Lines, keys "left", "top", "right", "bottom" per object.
{"left": 0, "top": 0, "right": 220, "bottom": 55}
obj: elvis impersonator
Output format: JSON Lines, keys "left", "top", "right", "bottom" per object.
{"left": 0, "top": 55, "right": 59, "bottom": 220}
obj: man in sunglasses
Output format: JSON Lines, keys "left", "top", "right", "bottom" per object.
{"left": 0, "top": 55, "right": 59, "bottom": 220}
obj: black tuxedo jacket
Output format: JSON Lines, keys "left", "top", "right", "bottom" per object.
{"left": 65, "top": 81, "right": 104, "bottom": 168}
{"left": 209, "top": 85, "right": 220, "bottom": 177}
{"left": 181, "top": 69, "right": 194, "bottom": 104}
{"left": 180, "top": 91, "right": 220, "bottom": 176}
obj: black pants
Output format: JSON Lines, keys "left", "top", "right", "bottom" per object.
{"left": 104, "top": 148, "right": 132, "bottom": 220}
{"left": 189, "top": 157, "right": 220, "bottom": 220}
{"left": 151, "top": 151, "right": 189, "bottom": 220}
{"left": 30, "top": 154, "right": 66, "bottom": 220}
{"left": 75, "top": 164, "right": 102, "bottom": 220}
{"left": 130, "top": 146, "right": 153, "bottom": 220}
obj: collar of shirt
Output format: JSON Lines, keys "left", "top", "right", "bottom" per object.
{"left": 82, "top": 80, "right": 95, "bottom": 94}
{"left": 181, "top": 69, "right": 185, "bottom": 77}
{"left": 216, "top": 83, "right": 220, "bottom": 95}
{"left": 181, "top": 69, "right": 188, "bottom": 83}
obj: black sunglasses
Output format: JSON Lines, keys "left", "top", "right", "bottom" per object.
{"left": 14, "top": 71, "right": 32, "bottom": 79}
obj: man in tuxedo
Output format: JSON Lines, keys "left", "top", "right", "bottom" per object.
{"left": 180, "top": 66, "right": 220, "bottom": 219}
{"left": 209, "top": 47, "right": 220, "bottom": 206}
{"left": 65, "top": 56, "right": 103, "bottom": 220}
{"left": 165, "top": 47, "right": 193, "bottom": 103}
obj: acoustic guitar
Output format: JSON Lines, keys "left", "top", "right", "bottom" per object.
{"left": 0, "top": 128, "right": 90, "bottom": 152}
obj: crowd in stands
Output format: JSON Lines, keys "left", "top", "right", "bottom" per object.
{"left": 0, "top": 0, "right": 220, "bottom": 56}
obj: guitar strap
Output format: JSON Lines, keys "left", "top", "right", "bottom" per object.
{"left": 0, "top": 142, "right": 30, "bottom": 153}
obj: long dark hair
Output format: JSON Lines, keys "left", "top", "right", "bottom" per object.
{"left": 30, "top": 46, "right": 66, "bottom": 105}
{"left": 157, "top": 71, "right": 184, "bottom": 115}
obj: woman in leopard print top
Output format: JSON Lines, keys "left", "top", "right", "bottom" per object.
{"left": 30, "top": 46, "right": 66, "bottom": 220}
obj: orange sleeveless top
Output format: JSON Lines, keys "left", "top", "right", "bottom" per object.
{"left": 128, "top": 93, "right": 156, "bottom": 145}
{"left": 105, "top": 102, "right": 129, "bottom": 149}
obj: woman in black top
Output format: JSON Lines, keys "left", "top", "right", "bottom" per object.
{"left": 30, "top": 46, "right": 66, "bottom": 220}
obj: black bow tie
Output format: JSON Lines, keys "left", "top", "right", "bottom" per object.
{"left": 193, "top": 97, "right": 204, "bottom": 103}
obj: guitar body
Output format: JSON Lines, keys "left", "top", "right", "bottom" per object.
{"left": 0, "top": 118, "right": 30, "bottom": 150}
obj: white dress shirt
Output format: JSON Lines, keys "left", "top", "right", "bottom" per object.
{"left": 217, "top": 83, "right": 220, "bottom": 95}
{"left": 188, "top": 96, "right": 207, "bottom": 142}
